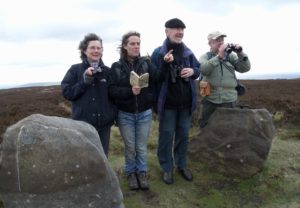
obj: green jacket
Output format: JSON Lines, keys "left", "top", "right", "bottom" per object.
{"left": 199, "top": 52, "right": 250, "bottom": 104}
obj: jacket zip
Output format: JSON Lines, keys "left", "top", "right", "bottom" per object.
{"left": 135, "top": 95, "right": 139, "bottom": 114}
{"left": 127, "top": 61, "right": 140, "bottom": 114}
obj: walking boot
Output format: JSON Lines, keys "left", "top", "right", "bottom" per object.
{"left": 178, "top": 168, "right": 193, "bottom": 181}
{"left": 137, "top": 172, "right": 149, "bottom": 190}
{"left": 162, "top": 171, "right": 173, "bottom": 184}
{"left": 127, "top": 173, "right": 139, "bottom": 190}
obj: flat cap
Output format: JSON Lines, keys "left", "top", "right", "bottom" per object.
{"left": 165, "top": 18, "right": 186, "bottom": 29}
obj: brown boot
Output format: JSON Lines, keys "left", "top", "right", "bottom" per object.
{"left": 137, "top": 172, "right": 149, "bottom": 190}
{"left": 127, "top": 173, "right": 139, "bottom": 190}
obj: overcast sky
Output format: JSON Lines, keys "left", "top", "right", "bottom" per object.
{"left": 1, "top": 0, "right": 300, "bottom": 86}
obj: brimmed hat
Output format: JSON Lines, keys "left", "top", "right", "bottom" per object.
{"left": 165, "top": 18, "right": 186, "bottom": 29}
{"left": 207, "top": 31, "right": 227, "bottom": 41}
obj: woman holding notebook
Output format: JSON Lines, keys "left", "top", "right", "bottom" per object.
{"left": 108, "top": 31, "right": 163, "bottom": 191}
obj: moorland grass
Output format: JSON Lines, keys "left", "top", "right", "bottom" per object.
{"left": 109, "top": 123, "right": 300, "bottom": 208}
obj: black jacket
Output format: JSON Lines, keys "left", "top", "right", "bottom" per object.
{"left": 61, "top": 60, "right": 116, "bottom": 129}
{"left": 108, "top": 57, "right": 161, "bottom": 113}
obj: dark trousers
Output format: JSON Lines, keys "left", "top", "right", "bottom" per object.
{"left": 199, "top": 99, "right": 236, "bottom": 128}
{"left": 157, "top": 108, "right": 191, "bottom": 172}
{"left": 97, "top": 126, "right": 112, "bottom": 157}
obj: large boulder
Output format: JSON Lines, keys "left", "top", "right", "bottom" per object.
{"left": 0, "top": 114, "right": 123, "bottom": 208}
{"left": 188, "top": 108, "right": 275, "bottom": 178}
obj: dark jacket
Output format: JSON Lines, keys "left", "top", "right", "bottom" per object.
{"left": 151, "top": 39, "right": 201, "bottom": 117}
{"left": 61, "top": 59, "right": 116, "bottom": 129}
{"left": 108, "top": 56, "right": 161, "bottom": 113}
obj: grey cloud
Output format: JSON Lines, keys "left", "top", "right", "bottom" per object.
{"left": 80, "top": 0, "right": 125, "bottom": 11}
{"left": 0, "top": 0, "right": 125, "bottom": 43}
{"left": 179, "top": 0, "right": 300, "bottom": 14}
{"left": 0, "top": 60, "right": 62, "bottom": 68}
{"left": 0, "top": 19, "right": 122, "bottom": 43}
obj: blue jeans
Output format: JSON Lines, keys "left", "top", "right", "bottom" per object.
{"left": 117, "top": 109, "right": 152, "bottom": 175}
{"left": 158, "top": 108, "right": 191, "bottom": 172}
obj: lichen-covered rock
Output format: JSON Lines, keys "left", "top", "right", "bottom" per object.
{"left": 0, "top": 114, "right": 123, "bottom": 208}
{"left": 189, "top": 108, "right": 275, "bottom": 178}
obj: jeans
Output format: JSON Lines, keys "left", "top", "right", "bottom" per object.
{"left": 117, "top": 109, "right": 152, "bottom": 175}
{"left": 157, "top": 108, "right": 191, "bottom": 172}
{"left": 199, "top": 99, "right": 236, "bottom": 128}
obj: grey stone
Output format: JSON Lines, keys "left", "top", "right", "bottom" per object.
{"left": 0, "top": 114, "right": 123, "bottom": 208}
{"left": 189, "top": 108, "right": 275, "bottom": 178}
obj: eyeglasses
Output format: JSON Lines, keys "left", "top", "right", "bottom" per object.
{"left": 87, "top": 46, "right": 103, "bottom": 51}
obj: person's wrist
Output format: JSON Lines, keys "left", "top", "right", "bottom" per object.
{"left": 216, "top": 54, "right": 223, "bottom": 60}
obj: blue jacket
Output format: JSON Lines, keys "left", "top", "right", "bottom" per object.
{"left": 61, "top": 59, "right": 116, "bottom": 130}
{"left": 151, "top": 39, "right": 201, "bottom": 118}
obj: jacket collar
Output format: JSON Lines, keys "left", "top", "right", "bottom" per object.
{"left": 82, "top": 57, "right": 105, "bottom": 68}
{"left": 159, "top": 38, "right": 193, "bottom": 58}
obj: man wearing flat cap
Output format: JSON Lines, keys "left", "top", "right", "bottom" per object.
{"left": 164, "top": 18, "right": 186, "bottom": 29}
{"left": 151, "top": 18, "right": 200, "bottom": 185}
{"left": 198, "top": 31, "right": 251, "bottom": 128}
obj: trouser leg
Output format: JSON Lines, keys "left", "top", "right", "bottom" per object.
{"left": 157, "top": 109, "right": 177, "bottom": 172}
{"left": 174, "top": 108, "right": 191, "bottom": 169}
{"left": 98, "top": 126, "right": 111, "bottom": 157}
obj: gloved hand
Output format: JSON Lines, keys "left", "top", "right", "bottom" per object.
{"left": 83, "top": 71, "right": 94, "bottom": 85}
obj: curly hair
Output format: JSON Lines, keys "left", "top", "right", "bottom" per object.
{"left": 78, "top": 33, "right": 102, "bottom": 61}
{"left": 118, "top": 31, "right": 140, "bottom": 59}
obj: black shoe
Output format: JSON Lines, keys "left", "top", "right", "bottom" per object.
{"left": 137, "top": 172, "right": 149, "bottom": 190}
{"left": 162, "top": 171, "right": 173, "bottom": 184}
{"left": 178, "top": 168, "right": 193, "bottom": 181}
{"left": 127, "top": 173, "right": 139, "bottom": 190}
